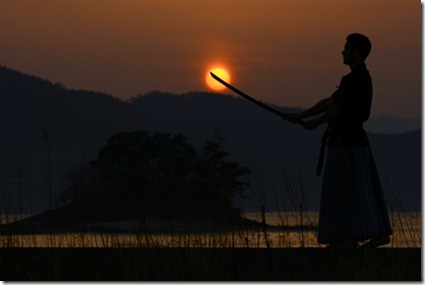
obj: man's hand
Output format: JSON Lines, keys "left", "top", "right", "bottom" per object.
{"left": 302, "top": 119, "right": 320, "bottom": 130}
{"left": 285, "top": 112, "right": 304, "bottom": 124}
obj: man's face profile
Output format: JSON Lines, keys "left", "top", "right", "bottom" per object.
{"left": 342, "top": 41, "right": 360, "bottom": 66}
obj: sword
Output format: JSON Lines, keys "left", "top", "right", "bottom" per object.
{"left": 210, "top": 72, "right": 304, "bottom": 125}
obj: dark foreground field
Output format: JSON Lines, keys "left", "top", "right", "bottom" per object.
{"left": 0, "top": 247, "right": 421, "bottom": 281}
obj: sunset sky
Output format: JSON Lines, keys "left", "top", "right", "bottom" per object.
{"left": 0, "top": 0, "right": 421, "bottom": 118}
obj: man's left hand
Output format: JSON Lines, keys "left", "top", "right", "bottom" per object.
{"left": 302, "top": 119, "right": 319, "bottom": 130}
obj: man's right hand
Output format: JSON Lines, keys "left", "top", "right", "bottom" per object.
{"left": 285, "top": 112, "right": 305, "bottom": 124}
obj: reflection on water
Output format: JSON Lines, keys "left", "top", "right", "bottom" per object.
{"left": 244, "top": 211, "right": 421, "bottom": 248}
{"left": 0, "top": 212, "right": 421, "bottom": 248}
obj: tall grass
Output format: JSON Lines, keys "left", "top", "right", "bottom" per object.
{"left": 384, "top": 177, "right": 421, "bottom": 248}
{"left": 0, "top": 156, "right": 420, "bottom": 249}
{"left": 0, "top": 143, "right": 420, "bottom": 281}
{"left": 247, "top": 166, "right": 272, "bottom": 248}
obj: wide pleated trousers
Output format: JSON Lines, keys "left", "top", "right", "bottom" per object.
{"left": 317, "top": 146, "right": 393, "bottom": 244}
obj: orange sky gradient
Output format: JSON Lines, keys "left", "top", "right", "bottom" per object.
{"left": 0, "top": 0, "right": 421, "bottom": 118}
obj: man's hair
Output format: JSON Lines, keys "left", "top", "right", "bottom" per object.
{"left": 346, "top": 33, "right": 372, "bottom": 59}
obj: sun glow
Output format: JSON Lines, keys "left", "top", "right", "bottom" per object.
{"left": 206, "top": 67, "right": 231, "bottom": 91}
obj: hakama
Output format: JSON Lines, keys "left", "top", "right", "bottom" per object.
{"left": 317, "top": 146, "right": 392, "bottom": 244}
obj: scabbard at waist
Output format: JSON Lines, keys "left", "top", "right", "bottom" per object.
{"left": 316, "top": 127, "right": 330, "bottom": 176}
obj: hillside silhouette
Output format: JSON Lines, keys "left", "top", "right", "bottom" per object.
{"left": 0, "top": 65, "right": 420, "bottom": 217}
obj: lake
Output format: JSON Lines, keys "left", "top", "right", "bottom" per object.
{"left": 0, "top": 212, "right": 421, "bottom": 248}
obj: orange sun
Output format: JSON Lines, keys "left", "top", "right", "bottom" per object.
{"left": 205, "top": 67, "right": 231, "bottom": 91}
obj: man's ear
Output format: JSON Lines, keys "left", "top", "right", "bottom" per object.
{"left": 352, "top": 48, "right": 362, "bottom": 59}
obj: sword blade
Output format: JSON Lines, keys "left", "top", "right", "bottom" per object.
{"left": 210, "top": 71, "right": 287, "bottom": 118}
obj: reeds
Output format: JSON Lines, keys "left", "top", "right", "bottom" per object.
{"left": 0, "top": 146, "right": 420, "bottom": 249}
{"left": 0, "top": 141, "right": 420, "bottom": 281}
{"left": 0, "top": 199, "right": 420, "bottom": 248}
{"left": 385, "top": 177, "right": 421, "bottom": 248}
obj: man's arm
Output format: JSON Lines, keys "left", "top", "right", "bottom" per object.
{"left": 303, "top": 103, "right": 343, "bottom": 130}
{"left": 301, "top": 97, "right": 335, "bottom": 118}
{"left": 286, "top": 96, "right": 334, "bottom": 122}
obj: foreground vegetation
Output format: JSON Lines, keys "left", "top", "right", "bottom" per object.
{"left": 0, "top": 210, "right": 420, "bottom": 281}
{"left": 0, "top": 131, "right": 421, "bottom": 281}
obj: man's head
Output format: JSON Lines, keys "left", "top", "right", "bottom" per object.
{"left": 342, "top": 33, "right": 372, "bottom": 66}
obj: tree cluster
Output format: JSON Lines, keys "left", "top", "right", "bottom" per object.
{"left": 64, "top": 131, "right": 250, "bottom": 221}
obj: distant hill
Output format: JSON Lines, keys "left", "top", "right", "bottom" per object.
{"left": 364, "top": 114, "right": 421, "bottom": 134}
{"left": 0, "top": 66, "right": 421, "bottom": 216}
{"left": 0, "top": 66, "right": 165, "bottom": 214}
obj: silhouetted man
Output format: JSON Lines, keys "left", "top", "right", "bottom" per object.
{"left": 287, "top": 33, "right": 392, "bottom": 248}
